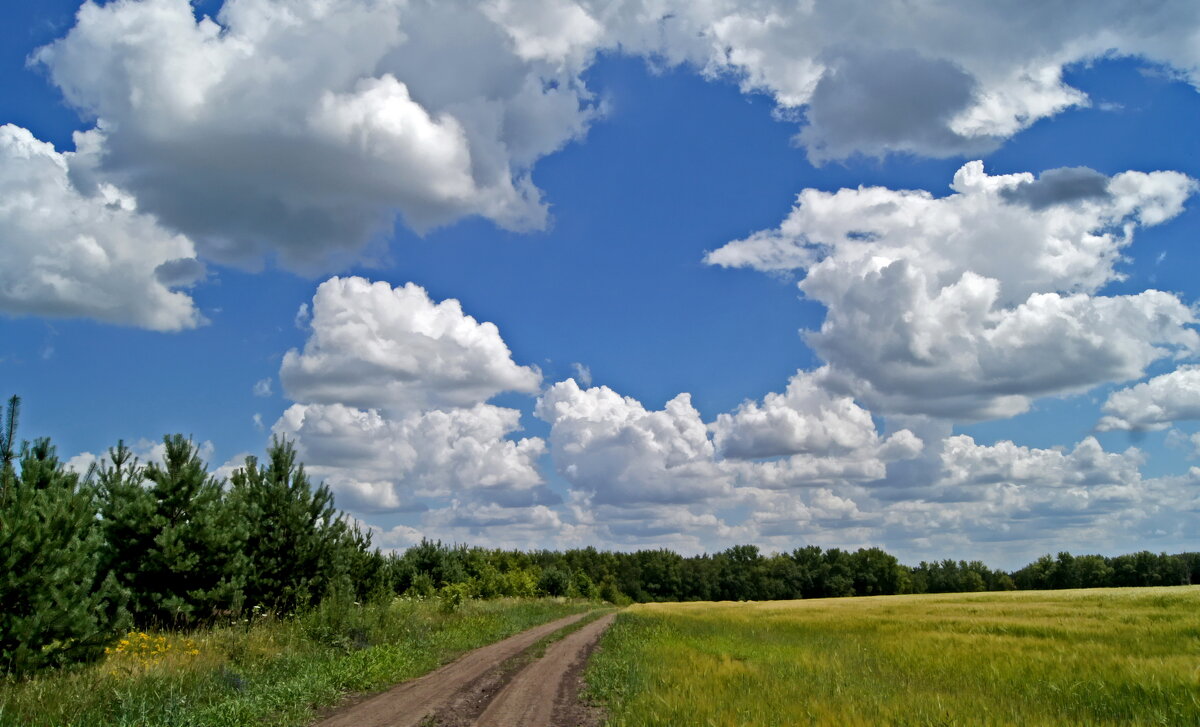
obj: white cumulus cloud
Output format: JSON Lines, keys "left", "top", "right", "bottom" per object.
{"left": 10, "top": 0, "right": 1198, "bottom": 287}
{"left": 535, "top": 375, "right": 922, "bottom": 548}
{"left": 273, "top": 276, "right": 546, "bottom": 517}
{"left": 592, "top": 0, "right": 1200, "bottom": 162}
{"left": 536, "top": 379, "right": 730, "bottom": 507}
{"left": 33, "top": 0, "right": 604, "bottom": 271}
{"left": 64, "top": 451, "right": 100, "bottom": 476}
{"left": 280, "top": 276, "right": 541, "bottom": 414}
{"left": 1098, "top": 366, "right": 1200, "bottom": 431}
{"left": 714, "top": 367, "right": 894, "bottom": 459}
{"left": 937, "top": 435, "right": 1144, "bottom": 496}
{"left": 0, "top": 124, "right": 203, "bottom": 331}
{"left": 273, "top": 402, "right": 546, "bottom": 513}
{"left": 708, "top": 161, "right": 1199, "bottom": 420}
{"left": 1166, "top": 429, "right": 1200, "bottom": 458}
{"left": 874, "top": 433, "right": 1196, "bottom": 564}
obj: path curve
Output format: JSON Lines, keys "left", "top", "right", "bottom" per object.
{"left": 316, "top": 611, "right": 589, "bottom": 727}
{"left": 472, "top": 612, "right": 616, "bottom": 727}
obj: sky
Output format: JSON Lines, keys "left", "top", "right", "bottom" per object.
{"left": 2, "top": 0, "right": 1198, "bottom": 569}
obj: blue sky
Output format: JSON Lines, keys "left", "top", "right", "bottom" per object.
{"left": 2, "top": 0, "right": 1198, "bottom": 568}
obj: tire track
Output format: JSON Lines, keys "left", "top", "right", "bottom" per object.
{"left": 471, "top": 612, "right": 616, "bottom": 727}
{"left": 315, "top": 611, "right": 589, "bottom": 727}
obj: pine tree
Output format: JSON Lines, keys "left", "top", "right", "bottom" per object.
{"left": 230, "top": 438, "right": 367, "bottom": 613}
{"left": 97, "top": 442, "right": 157, "bottom": 624}
{"left": 0, "top": 394, "right": 19, "bottom": 479}
{"left": 101, "top": 435, "right": 247, "bottom": 626}
{"left": 0, "top": 397, "right": 129, "bottom": 674}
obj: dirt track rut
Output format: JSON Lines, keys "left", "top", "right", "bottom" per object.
{"left": 315, "top": 611, "right": 589, "bottom": 727}
{"left": 471, "top": 612, "right": 616, "bottom": 727}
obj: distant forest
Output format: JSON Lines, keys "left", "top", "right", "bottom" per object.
{"left": 2, "top": 395, "right": 1196, "bottom": 674}
{"left": 391, "top": 539, "right": 1199, "bottom": 605}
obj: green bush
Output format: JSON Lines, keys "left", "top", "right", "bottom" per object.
{"left": 438, "top": 582, "right": 473, "bottom": 614}
{"left": 538, "top": 565, "right": 574, "bottom": 597}
{"left": 504, "top": 568, "right": 540, "bottom": 598}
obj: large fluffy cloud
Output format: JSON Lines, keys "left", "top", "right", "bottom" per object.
{"left": 708, "top": 162, "right": 1199, "bottom": 419}
{"left": 544, "top": 412, "right": 1200, "bottom": 561}
{"left": 937, "top": 435, "right": 1144, "bottom": 498}
{"left": 595, "top": 0, "right": 1200, "bottom": 162}
{"left": 5, "top": 0, "right": 1200, "bottom": 331}
{"left": 274, "top": 277, "right": 547, "bottom": 518}
{"left": 534, "top": 374, "right": 921, "bottom": 547}
{"left": 878, "top": 434, "right": 1195, "bottom": 562}
{"left": 1098, "top": 366, "right": 1200, "bottom": 431}
{"left": 538, "top": 372, "right": 920, "bottom": 503}
{"left": 280, "top": 276, "right": 541, "bottom": 413}
{"left": 35, "top": 0, "right": 603, "bottom": 270}
{"left": 713, "top": 369, "right": 923, "bottom": 490}
{"left": 273, "top": 402, "right": 546, "bottom": 512}
{"left": 16, "top": 0, "right": 1200, "bottom": 281}
{"left": 536, "top": 379, "right": 730, "bottom": 507}
{"left": 0, "top": 124, "right": 203, "bottom": 330}
{"left": 268, "top": 274, "right": 1196, "bottom": 561}
{"left": 713, "top": 367, "right": 906, "bottom": 460}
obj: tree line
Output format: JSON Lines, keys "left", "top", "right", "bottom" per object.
{"left": 387, "top": 540, "right": 1196, "bottom": 606}
{"left": 2, "top": 394, "right": 1195, "bottom": 675}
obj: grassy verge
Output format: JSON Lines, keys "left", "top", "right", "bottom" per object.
{"left": 0, "top": 597, "right": 593, "bottom": 727}
{"left": 586, "top": 587, "right": 1200, "bottom": 726}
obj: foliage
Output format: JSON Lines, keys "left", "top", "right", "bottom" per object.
{"left": 229, "top": 438, "right": 369, "bottom": 614}
{"left": 0, "top": 395, "right": 18, "bottom": 473}
{"left": 438, "top": 582, "right": 473, "bottom": 614}
{"left": 104, "top": 630, "right": 202, "bottom": 674}
{"left": 0, "top": 598, "right": 591, "bottom": 727}
{"left": 100, "top": 436, "right": 248, "bottom": 627}
{"left": 587, "top": 587, "right": 1200, "bottom": 726}
{"left": 0, "top": 399, "right": 129, "bottom": 675}
{"left": 1013, "top": 550, "right": 1190, "bottom": 591}
{"left": 537, "top": 565, "right": 574, "bottom": 597}
{"left": 0, "top": 397, "right": 392, "bottom": 674}
{"left": 376, "top": 539, "right": 1195, "bottom": 607}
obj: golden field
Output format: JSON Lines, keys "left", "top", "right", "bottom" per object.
{"left": 586, "top": 587, "right": 1200, "bottom": 726}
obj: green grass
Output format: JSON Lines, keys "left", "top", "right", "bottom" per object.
{"left": 586, "top": 587, "right": 1200, "bottom": 726}
{"left": 0, "top": 597, "right": 593, "bottom": 727}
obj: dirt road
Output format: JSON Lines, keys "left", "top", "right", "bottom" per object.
{"left": 472, "top": 611, "right": 616, "bottom": 727}
{"left": 315, "top": 611, "right": 591, "bottom": 727}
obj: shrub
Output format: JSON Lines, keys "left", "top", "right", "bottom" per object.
{"left": 439, "top": 582, "right": 473, "bottom": 614}
{"left": 538, "top": 565, "right": 574, "bottom": 597}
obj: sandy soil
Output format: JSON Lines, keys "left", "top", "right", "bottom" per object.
{"left": 314, "top": 611, "right": 590, "bottom": 727}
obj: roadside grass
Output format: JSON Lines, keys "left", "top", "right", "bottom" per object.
{"left": 0, "top": 597, "right": 593, "bottom": 727}
{"left": 586, "top": 587, "right": 1200, "bottom": 727}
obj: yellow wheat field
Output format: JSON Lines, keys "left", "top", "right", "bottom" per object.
{"left": 587, "top": 587, "right": 1200, "bottom": 726}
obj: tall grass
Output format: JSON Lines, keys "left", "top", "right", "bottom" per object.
{"left": 586, "top": 587, "right": 1200, "bottom": 726}
{"left": 0, "top": 597, "right": 591, "bottom": 727}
